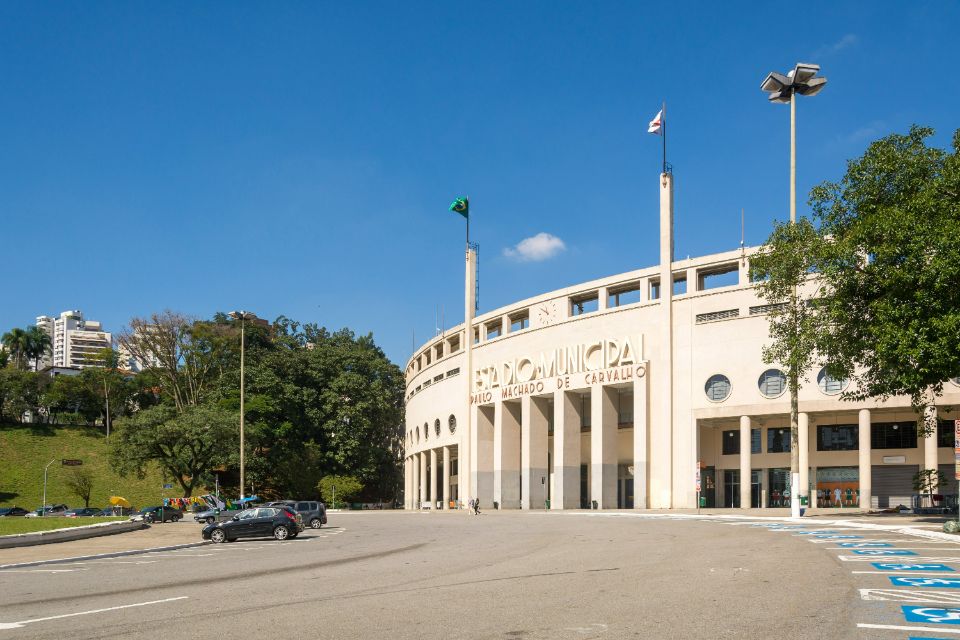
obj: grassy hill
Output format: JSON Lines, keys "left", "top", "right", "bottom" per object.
{"left": 0, "top": 422, "right": 206, "bottom": 511}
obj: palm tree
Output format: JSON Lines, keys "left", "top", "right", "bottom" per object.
{"left": 25, "top": 326, "right": 52, "bottom": 371}
{"left": 1, "top": 328, "right": 31, "bottom": 370}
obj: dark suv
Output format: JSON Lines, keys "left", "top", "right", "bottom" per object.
{"left": 267, "top": 500, "right": 327, "bottom": 529}
{"left": 202, "top": 507, "right": 301, "bottom": 542}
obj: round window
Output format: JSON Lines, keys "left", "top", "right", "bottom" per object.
{"left": 449, "top": 414, "right": 457, "bottom": 434}
{"left": 435, "top": 419, "right": 441, "bottom": 437}
{"left": 758, "top": 369, "right": 787, "bottom": 398}
{"left": 423, "top": 422, "right": 429, "bottom": 440}
{"left": 705, "top": 374, "right": 731, "bottom": 402}
{"left": 817, "top": 367, "right": 849, "bottom": 395}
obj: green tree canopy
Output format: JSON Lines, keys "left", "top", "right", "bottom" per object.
{"left": 810, "top": 126, "right": 960, "bottom": 419}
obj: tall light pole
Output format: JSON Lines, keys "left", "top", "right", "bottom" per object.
{"left": 229, "top": 310, "right": 258, "bottom": 500}
{"left": 41, "top": 459, "right": 56, "bottom": 516}
{"left": 760, "top": 62, "right": 827, "bottom": 518}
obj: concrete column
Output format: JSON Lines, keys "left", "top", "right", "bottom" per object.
{"left": 521, "top": 395, "right": 549, "bottom": 510}
{"left": 404, "top": 457, "right": 410, "bottom": 509}
{"left": 598, "top": 287, "right": 608, "bottom": 310}
{"left": 494, "top": 401, "right": 521, "bottom": 508}
{"left": 473, "top": 404, "right": 495, "bottom": 509}
{"left": 760, "top": 467, "right": 768, "bottom": 508}
{"left": 442, "top": 446, "right": 451, "bottom": 509}
{"left": 419, "top": 452, "right": 427, "bottom": 508}
{"left": 651, "top": 172, "right": 674, "bottom": 509}
{"left": 553, "top": 390, "right": 581, "bottom": 509}
{"left": 799, "top": 412, "right": 810, "bottom": 506}
{"left": 633, "top": 372, "right": 649, "bottom": 509}
{"left": 811, "top": 466, "right": 818, "bottom": 507}
{"left": 740, "top": 416, "right": 751, "bottom": 509}
{"left": 858, "top": 409, "right": 872, "bottom": 511}
{"left": 428, "top": 448, "right": 437, "bottom": 509}
{"left": 591, "top": 386, "right": 618, "bottom": 509}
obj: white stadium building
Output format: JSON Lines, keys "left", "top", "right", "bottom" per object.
{"left": 403, "top": 173, "right": 960, "bottom": 512}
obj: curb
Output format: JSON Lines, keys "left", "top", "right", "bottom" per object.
{"left": 0, "top": 540, "right": 212, "bottom": 570}
{"left": 0, "top": 521, "right": 147, "bottom": 549}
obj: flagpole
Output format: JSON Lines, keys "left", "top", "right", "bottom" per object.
{"left": 662, "top": 101, "right": 667, "bottom": 174}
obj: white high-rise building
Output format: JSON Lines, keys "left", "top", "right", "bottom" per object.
{"left": 35, "top": 310, "right": 113, "bottom": 370}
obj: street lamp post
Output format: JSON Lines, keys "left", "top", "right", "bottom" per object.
{"left": 229, "top": 310, "right": 258, "bottom": 501}
{"left": 760, "top": 62, "right": 827, "bottom": 519}
{"left": 41, "top": 459, "right": 56, "bottom": 516}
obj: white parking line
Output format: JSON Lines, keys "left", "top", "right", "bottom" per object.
{"left": 860, "top": 588, "right": 960, "bottom": 603}
{"left": 857, "top": 622, "right": 960, "bottom": 634}
{"left": 852, "top": 570, "right": 960, "bottom": 575}
{"left": 838, "top": 556, "right": 960, "bottom": 563}
{"left": 0, "top": 596, "right": 188, "bottom": 630}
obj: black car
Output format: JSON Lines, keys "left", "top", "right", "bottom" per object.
{"left": 64, "top": 508, "right": 101, "bottom": 517}
{"left": 0, "top": 507, "right": 29, "bottom": 517}
{"left": 201, "top": 507, "right": 300, "bottom": 543}
{"left": 138, "top": 506, "right": 183, "bottom": 523}
{"left": 97, "top": 506, "right": 137, "bottom": 517}
{"left": 267, "top": 500, "right": 327, "bottom": 529}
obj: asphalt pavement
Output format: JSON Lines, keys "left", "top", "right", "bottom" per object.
{"left": 3, "top": 510, "right": 959, "bottom": 639}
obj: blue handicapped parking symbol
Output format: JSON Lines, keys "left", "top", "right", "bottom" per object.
{"left": 838, "top": 542, "right": 893, "bottom": 548}
{"left": 892, "top": 576, "right": 960, "bottom": 588}
{"left": 903, "top": 606, "right": 960, "bottom": 624}
{"left": 851, "top": 549, "right": 917, "bottom": 556}
{"left": 873, "top": 563, "right": 955, "bottom": 572}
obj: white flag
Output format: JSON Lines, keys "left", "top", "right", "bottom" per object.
{"left": 648, "top": 109, "right": 663, "bottom": 134}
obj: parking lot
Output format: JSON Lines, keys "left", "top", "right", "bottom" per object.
{"left": 2, "top": 511, "right": 960, "bottom": 638}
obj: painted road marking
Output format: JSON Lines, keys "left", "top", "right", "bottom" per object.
{"left": 838, "top": 542, "right": 894, "bottom": 548}
{"left": 860, "top": 589, "right": 960, "bottom": 604}
{"left": 0, "top": 596, "right": 188, "bottom": 630}
{"left": 873, "top": 563, "right": 956, "bottom": 572}
{"left": 891, "top": 577, "right": 960, "bottom": 588}
{"left": 814, "top": 534, "right": 862, "bottom": 539}
{"left": 903, "top": 606, "right": 960, "bottom": 624}
{"left": 792, "top": 531, "right": 840, "bottom": 535}
{"left": 842, "top": 556, "right": 960, "bottom": 563}
{"left": 853, "top": 571, "right": 960, "bottom": 576}
{"left": 858, "top": 623, "right": 960, "bottom": 635}
{"left": 850, "top": 549, "right": 917, "bottom": 556}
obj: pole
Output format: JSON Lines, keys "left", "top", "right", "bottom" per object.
{"left": 42, "top": 459, "right": 55, "bottom": 516}
{"left": 332, "top": 485, "right": 336, "bottom": 510}
{"left": 662, "top": 101, "right": 667, "bottom": 174}
{"left": 239, "top": 315, "right": 245, "bottom": 501}
{"left": 789, "top": 89, "right": 801, "bottom": 519}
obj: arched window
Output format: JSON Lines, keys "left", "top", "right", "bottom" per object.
{"left": 423, "top": 422, "right": 429, "bottom": 440}
{"left": 416, "top": 426, "right": 420, "bottom": 442}
{"left": 758, "top": 369, "right": 786, "bottom": 398}
{"left": 817, "top": 367, "right": 849, "bottom": 395}
{"left": 705, "top": 374, "right": 731, "bottom": 402}
{"left": 449, "top": 414, "right": 457, "bottom": 434}
{"left": 434, "top": 419, "right": 441, "bottom": 437}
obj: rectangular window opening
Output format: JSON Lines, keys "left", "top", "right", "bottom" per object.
{"left": 509, "top": 312, "right": 529, "bottom": 333}
{"left": 649, "top": 279, "right": 661, "bottom": 300}
{"left": 608, "top": 283, "right": 641, "bottom": 308}
{"left": 817, "top": 425, "right": 858, "bottom": 451}
{"left": 672, "top": 274, "right": 687, "bottom": 296}
{"left": 570, "top": 293, "right": 599, "bottom": 317}
{"left": 486, "top": 322, "right": 501, "bottom": 340}
{"left": 697, "top": 263, "right": 740, "bottom": 291}
{"left": 447, "top": 335, "right": 460, "bottom": 353}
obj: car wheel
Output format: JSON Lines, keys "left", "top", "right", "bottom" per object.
{"left": 210, "top": 529, "right": 226, "bottom": 543}
{"left": 310, "top": 518, "right": 322, "bottom": 529}
{"left": 206, "top": 516, "right": 215, "bottom": 524}
{"left": 273, "top": 525, "right": 289, "bottom": 541}
{"left": 171, "top": 515, "right": 181, "bottom": 523}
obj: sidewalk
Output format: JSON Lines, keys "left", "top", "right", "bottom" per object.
{"left": 0, "top": 521, "right": 204, "bottom": 567}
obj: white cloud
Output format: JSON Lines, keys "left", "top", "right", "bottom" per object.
{"left": 502, "top": 232, "right": 567, "bottom": 262}
{"left": 811, "top": 34, "right": 858, "bottom": 59}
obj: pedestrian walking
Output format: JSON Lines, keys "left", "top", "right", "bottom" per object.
{"left": 474, "top": 498, "right": 480, "bottom": 516}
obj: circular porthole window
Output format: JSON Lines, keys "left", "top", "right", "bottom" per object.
{"left": 449, "top": 414, "right": 457, "bottom": 434}
{"left": 705, "top": 374, "right": 731, "bottom": 402}
{"left": 434, "top": 419, "right": 441, "bottom": 437}
{"left": 817, "top": 367, "right": 849, "bottom": 395}
{"left": 423, "top": 422, "right": 429, "bottom": 440}
{"left": 758, "top": 369, "right": 787, "bottom": 398}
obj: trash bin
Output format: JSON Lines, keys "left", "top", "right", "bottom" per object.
{"left": 800, "top": 496, "right": 808, "bottom": 506}
{"left": 545, "top": 499, "right": 550, "bottom": 509}
{"left": 591, "top": 500, "right": 598, "bottom": 510}
{"left": 699, "top": 497, "right": 706, "bottom": 507}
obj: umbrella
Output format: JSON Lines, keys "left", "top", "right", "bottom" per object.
{"left": 109, "top": 496, "right": 131, "bottom": 507}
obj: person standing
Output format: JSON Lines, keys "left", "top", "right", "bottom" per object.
{"left": 474, "top": 498, "right": 480, "bottom": 515}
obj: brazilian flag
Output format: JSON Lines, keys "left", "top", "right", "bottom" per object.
{"left": 450, "top": 196, "right": 469, "bottom": 219}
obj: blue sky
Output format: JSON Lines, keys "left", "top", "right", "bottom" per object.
{"left": 2, "top": 2, "right": 957, "bottom": 366}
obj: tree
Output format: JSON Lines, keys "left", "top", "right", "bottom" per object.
{"left": 65, "top": 469, "right": 95, "bottom": 508}
{"left": 117, "top": 312, "right": 237, "bottom": 413}
{"left": 913, "top": 468, "right": 947, "bottom": 508}
{"left": 82, "top": 348, "right": 124, "bottom": 438}
{"left": 750, "top": 218, "right": 826, "bottom": 509}
{"left": 25, "top": 326, "right": 52, "bottom": 371}
{"left": 111, "top": 404, "right": 238, "bottom": 497}
{"left": 1, "top": 328, "right": 30, "bottom": 370}
{"left": 318, "top": 475, "right": 363, "bottom": 507}
{"left": 0, "top": 369, "right": 49, "bottom": 423}
{"left": 809, "top": 126, "right": 960, "bottom": 433}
